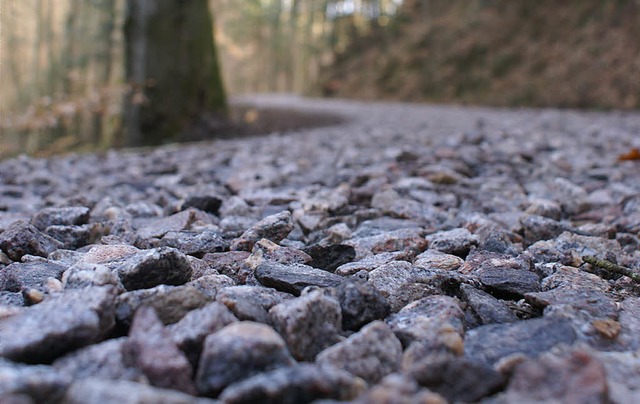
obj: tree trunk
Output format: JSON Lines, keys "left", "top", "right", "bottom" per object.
{"left": 123, "top": 0, "right": 227, "bottom": 147}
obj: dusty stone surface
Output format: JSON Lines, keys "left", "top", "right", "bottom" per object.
{"left": 2, "top": 95, "right": 640, "bottom": 401}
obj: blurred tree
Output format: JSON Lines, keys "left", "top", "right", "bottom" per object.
{"left": 123, "top": 0, "right": 227, "bottom": 146}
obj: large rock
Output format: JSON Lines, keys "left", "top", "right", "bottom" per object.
{"left": 0, "top": 359, "right": 70, "bottom": 403}
{"left": 0, "top": 286, "right": 116, "bottom": 363}
{"left": 316, "top": 321, "right": 402, "bottom": 383}
{"left": 269, "top": 289, "right": 343, "bottom": 361}
{"left": 0, "top": 221, "right": 63, "bottom": 261}
{"left": 195, "top": 321, "right": 294, "bottom": 396}
{"left": 254, "top": 262, "right": 344, "bottom": 296}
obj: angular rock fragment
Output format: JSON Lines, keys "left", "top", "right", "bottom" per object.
{"left": 122, "top": 306, "right": 196, "bottom": 394}
{"left": 368, "top": 261, "right": 441, "bottom": 312}
{"left": 135, "top": 208, "right": 206, "bottom": 240}
{"left": 200, "top": 251, "right": 251, "bottom": 283}
{"left": 316, "top": 321, "right": 402, "bottom": 383}
{"left": 52, "top": 337, "right": 145, "bottom": 382}
{"left": 31, "top": 206, "right": 90, "bottom": 231}
{"left": 426, "top": 228, "right": 478, "bottom": 257}
{"left": 181, "top": 194, "right": 222, "bottom": 214}
{"left": 0, "top": 221, "right": 63, "bottom": 261}
{"left": 108, "top": 247, "right": 193, "bottom": 291}
{"left": 525, "top": 288, "right": 618, "bottom": 319}
{"left": 335, "top": 251, "right": 409, "bottom": 276}
{"left": 334, "top": 280, "right": 391, "bottom": 331}
{"left": 0, "top": 261, "right": 66, "bottom": 293}
{"left": 186, "top": 274, "right": 235, "bottom": 300}
{"left": 520, "top": 214, "right": 569, "bottom": 246}
{"left": 115, "top": 284, "right": 209, "bottom": 326}
{"left": 460, "top": 283, "right": 518, "bottom": 326}
{"left": 216, "top": 285, "right": 292, "bottom": 323}
{"left": 346, "top": 228, "right": 428, "bottom": 258}
{"left": 0, "top": 286, "right": 116, "bottom": 363}
{"left": 302, "top": 243, "right": 356, "bottom": 272}
{"left": 255, "top": 262, "right": 344, "bottom": 296}
{"left": 413, "top": 249, "right": 464, "bottom": 271}
{"left": 464, "top": 315, "right": 577, "bottom": 367}
{"left": 159, "top": 230, "right": 228, "bottom": 257}
{"left": 230, "top": 210, "right": 294, "bottom": 251}
{"left": 219, "top": 364, "right": 366, "bottom": 404}
{"left": 61, "top": 262, "right": 122, "bottom": 290}
{"left": 478, "top": 268, "right": 541, "bottom": 299}
{"left": 245, "top": 238, "right": 312, "bottom": 269}
{"left": 269, "top": 289, "right": 343, "bottom": 361}
{"left": 168, "top": 302, "right": 238, "bottom": 366}
{"left": 351, "top": 373, "right": 446, "bottom": 404}
{"left": 196, "top": 321, "right": 295, "bottom": 396}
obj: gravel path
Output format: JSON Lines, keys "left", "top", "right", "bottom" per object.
{"left": 2, "top": 94, "right": 640, "bottom": 403}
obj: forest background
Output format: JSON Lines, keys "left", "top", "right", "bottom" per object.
{"left": 1, "top": 0, "right": 639, "bottom": 157}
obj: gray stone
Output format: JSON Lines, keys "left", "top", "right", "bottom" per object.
{"left": 159, "top": 230, "right": 228, "bottom": 257}
{"left": 0, "top": 286, "right": 116, "bottom": 363}
{"left": 181, "top": 194, "right": 222, "bottom": 214}
{"left": 426, "top": 228, "right": 479, "bottom": 257}
{"left": 0, "top": 221, "right": 63, "bottom": 261}
{"left": 52, "top": 337, "right": 145, "bottom": 382}
{"left": 80, "top": 244, "right": 140, "bottom": 264}
{"left": 368, "top": 261, "right": 441, "bottom": 312}
{"left": 245, "top": 238, "right": 312, "bottom": 269}
{"left": 255, "top": 262, "right": 344, "bottom": 296}
{"left": 525, "top": 288, "right": 618, "bottom": 319}
{"left": 0, "top": 261, "right": 66, "bottom": 293}
{"left": 195, "top": 321, "right": 294, "bottom": 396}
{"left": 335, "top": 251, "right": 409, "bottom": 276}
{"left": 526, "top": 231, "right": 623, "bottom": 267}
{"left": 520, "top": 214, "right": 570, "bottom": 246}
{"left": 62, "top": 379, "right": 212, "bottom": 404}
{"left": 219, "top": 364, "right": 366, "bottom": 404}
{"left": 478, "top": 268, "right": 541, "bottom": 299}
{"left": 0, "top": 291, "right": 24, "bottom": 307}
{"left": 116, "top": 284, "right": 210, "bottom": 326}
{"left": 109, "top": 247, "right": 193, "bottom": 291}
{"left": 187, "top": 274, "right": 235, "bottom": 300}
{"left": 61, "top": 263, "right": 123, "bottom": 290}
{"left": 168, "top": 302, "right": 238, "bottom": 366}
{"left": 302, "top": 244, "right": 356, "bottom": 273}
{"left": 269, "top": 289, "right": 343, "bottom": 361}
{"left": 524, "top": 198, "right": 562, "bottom": 220}
{"left": 31, "top": 206, "right": 90, "bottom": 231}
{"left": 230, "top": 210, "right": 295, "bottom": 251}
{"left": 464, "top": 315, "right": 577, "bottom": 367}
{"left": 334, "top": 280, "right": 390, "bottom": 331}
{"left": 44, "top": 224, "right": 102, "bottom": 250}
{"left": 460, "top": 284, "right": 518, "bottom": 325}
{"left": 0, "top": 359, "right": 70, "bottom": 403}
{"left": 122, "top": 306, "right": 196, "bottom": 394}
{"left": 200, "top": 251, "right": 251, "bottom": 284}
{"left": 351, "top": 373, "right": 446, "bottom": 404}
{"left": 135, "top": 208, "right": 205, "bottom": 240}
{"left": 346, "top": 228, "right": 428, "bottom": 258}
{"left": 413, "top": 249, "right": 464, "bottom": 271}
{"left": 316, "top": 321, "right": 402, "bottom": 383}
{"left": 386, "top": 295, "right": 465, "bottom": 348}
{"left": 216, "top": 285, "right": 291, "bottom": 323}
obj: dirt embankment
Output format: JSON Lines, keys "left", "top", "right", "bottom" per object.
{"left": 322, "top": 0, "right": 640, "bottom": 110}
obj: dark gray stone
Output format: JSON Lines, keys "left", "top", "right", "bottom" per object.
{"left": 122, "top": 306, "right": 196, "bottom": 394}
{"left": 109, "top": 247, "right": 193, "bottom": 291}
{"left": 335, "top": 251, "right": 409, "bottom": 276}
{"left": 181, "top": 194, "right": 222, "bottom": 214}
{"left": 168, "top": 302, "right": 238, "bottom": 366}
{"left": 44, "top": 224, "right": 101, "bottom": 250}
{"left": 230, "top": 210, "right": 295, "bottom": 251}
{"left": 316, "top": 321, "right": 402, "bottom": 383}
{"left": 31, "top": 206, "right": 90, "bottom": 231}
{"left": 525, "top": 288, "right": 618, "bottom": 319}
{"left": 478, "top": 268, "right": 541, "bottom": 299}
{"left": 368, "top": 261, "right": 442, "bottom": 312}
{"left": 464, "top": 315, "right": 577, "bottom": 367}
{"left": 195, "top": 321, "right": 295, "bottom": 397}
{"left": 187, "top": 274, "right": 235, "bottom": 300}
{"left": 0, "top": 291, "right": 24, "bottom": 307}
{"left": 200, "top": 251, "right": 251, "bottom": 283}
{"left": 0, "top": 286, "right": 116, "bottom": 363}
{"left": 219, "top": 364, "right": 366, "bottom": 404}
{"left": 63, "top": 379, "right": 212, "bottom": 404}
{"left": 159, "top": 230, "right": 228, "bottom": 257}
{"left": 334, "top": 280, "right": 390, "bottom": 331}
{"left": 426, "top": 228, "right": 479, "bottom": 257}
{"left": 520, "top": 214, "right": 570, "bottom": 246}
{"left": 302, "top": 244, "right": 356, "bottom": 273}
{"left": 0, "top": 261, "right": 66, "bottom": 293}
{"left": 0, "top": 221, "right": 63, "bottom": 261}
{"left": 459, "top": 283, "right": 518, "bottom": 325}
{"left": 216, "top": 285, "right": 291, "bottom": 323}
{"left": 269, "top": 289, "right": 343, "bottom": 361}
{"left": 255, "top": 262, "right": 344, "bottom": 296}
{"left": 115, "top": 284, "right": 210, "bottom": 326}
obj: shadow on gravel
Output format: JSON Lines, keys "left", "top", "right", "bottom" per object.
{"left": 184, "top": 104, "right": 350, "bottom": 142}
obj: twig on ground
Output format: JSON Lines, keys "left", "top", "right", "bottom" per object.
{"left": 582, "top": 255, "right": 640, "bottom": 283}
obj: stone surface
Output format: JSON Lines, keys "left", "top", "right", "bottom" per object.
{"left": 335, "top": 251, "right": 409, "bottom": 276}
{"left": 31, "top": 206, "right": 90, "bottom": 231}
{"left": 230, "top": 210, "right": 295, "bottom": 251}
{"left": 0, "top": 221, "right": 63, "bottom": 261}
{"left": 159, "top": 230, "right": 228, "bottom": 257}
{"left": 216, "top": 285, "right": 291, "bottom": 323}
{"left": 316, "top": 321, "right": 402, "bottom": 383}
{"left": 121, "top": 306, "right": 196, "bottom": 394}
{"left": 302, "top": 244, "right": 356, "bottom": 272}
{"left": 254, "top": 261, "right": 344, "bottom": 296}
{"left": 108, "top": 247, "right": 193, "bottom": 291}
{"left": 0, "top": 286, "right": 116, "bottom": 363}
{"left": 459, "top": 283, "right": 518, "bottom": 326}
{"left": 115, "top": 284, "right": 210, "bottom": 326}
{"left": 0, "top": 261, "right": 67, "bottom": 293}
{"left": 334, "top": 280, "right": 391, "bottom": 331}
{"left": 269, "top": 289, "right": 343, "bottom": 361}
{"left": 478, "top": 268, "right": 541, "bottom": 299}
{"left": 413, "top": 249, "right": 464, "bottom": 271}
{"left": 62, "top": 379, "right": 212, "bottom": 404}
{"left": 195, "top": 321, "right": 294, "bottom": 396}
{"left": 464, "top": 315, "right": 577, "bottom": 367}
{"left": 0, "top": 359, "right": 70, "bottom": 403}
{"left": 426, "top": 228, "right": 479, "bottom": 257}
{"left": 368, "top": 261, "right": 442, "bottom": 312}
{"left": 218, "top": 364, "right": 366, "bottom": 404}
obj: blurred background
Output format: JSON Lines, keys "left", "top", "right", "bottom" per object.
{"left": 1, "top": 0, "right": 640, "bottom": 157}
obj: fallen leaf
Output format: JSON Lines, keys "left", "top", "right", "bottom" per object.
{"left": 618, "top": 147, "right": 640, "bottom": 161}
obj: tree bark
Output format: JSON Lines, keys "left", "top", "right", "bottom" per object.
{"left": 123, "top": 0, "right": 227, "bottom": 147}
